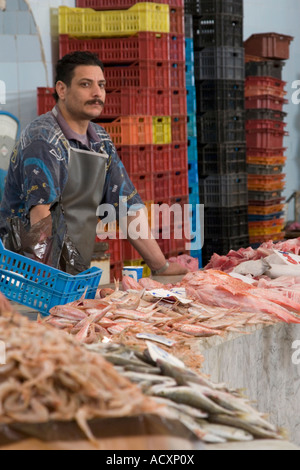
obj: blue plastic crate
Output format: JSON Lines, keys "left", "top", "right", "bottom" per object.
{"left": 186, "top": 86, "right": 197, "bottom": 115}
{"left": 187, "top": 113, "right": 197, "bottom": 137}
{"left": 188, "top": 161, "right": 199, "bottom": 185}
{"left": 185, "top": 38, "right": 194, "bottom": 63}
{"left": 188, "top": 136, "right": 198, "bottom": 163}
{"left": 185, "top": 61, "right": 195, "bottom": 87}
{"left": 0, "top": 239, "right": 102, "bottom": 316}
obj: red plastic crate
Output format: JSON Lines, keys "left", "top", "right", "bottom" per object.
{"left": 108, "top": 238, "right": 123, "bottom": 264}
{"left": 245, "top": 95, "right": 288, "bottom": 112}
{"left": 171, "top": 89, "right": 187, "bottom": 116}
{"left": 170, "top": 6, "right": 184, "bottom": 34}
{"left": 37, "top": 87, "right": 55, "bottom": 115}
{"left": 246, "top": 129, "right": 288, "bottom": 148}
{"left": 170, "top": 62, "right": 186, "bottom": 88}
{"left": 170, "top": 169, "right": 189, "bottom": 197}
{"left": 103, "top": 87, "right": 172, "bottom": 118}
{"left": 117, "top": 145, "right": 153, "bottom": 175}
{"left": 130, "top": 173, "right": 154, "bottom": 201}
{"left": 246, "top": 120, "right": 287, "bottom": 132}
{"left": 104, "top": 61, "right": 171, "bottom": 89}
{"left": 75, "top": 0, "right": 184, "bottom": 10}
{"left": 59, "top": 33, "right": 170, "bottom": 63}
{"left": 171, "top": 116, "right": 188, "bottom": 143}
{"left": 169, "top": 34, "right": 185, "bottom": 62}
{"left": 244, "top": 33, "right": 293, "bottom": 60}
{"left": 153, "top": 172, "right": 171, "bottom": 201}
{"left": 122, "top": 240, "right": 140, "bottom": 261}
{"left": 153, "top": 145, "right": 171, "bottom": 172}
{"left": 171, "top": 142, "right": 188, "bottom": 170}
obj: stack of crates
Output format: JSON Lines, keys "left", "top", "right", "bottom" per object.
{"left": 187, "top": 0, "right": 248, "bottom": 265}
{"left": 244, "top": 33, "right": 293, "bottom": 246}
{"left": 51, "top": 0, "right": 190, "bottom": 281}
{"left": 185, "top": 10, "right": 202, "bottom": 267}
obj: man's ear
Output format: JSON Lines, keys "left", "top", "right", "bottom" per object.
{"left": 55, "top": 81, "right": 67, "bottom": 101}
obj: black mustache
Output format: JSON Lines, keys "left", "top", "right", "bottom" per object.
{"left": 86, "top": 99, "right": 105, "bottom": 106}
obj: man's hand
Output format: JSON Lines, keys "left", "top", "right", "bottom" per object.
{"left": 152, "top": 261, "right": 188, "bottom": 277}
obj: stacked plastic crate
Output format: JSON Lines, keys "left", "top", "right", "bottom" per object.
{"left": 185, "top": 5, "right": 202, "bottom": 267}
{"left": 244, "top": 33, "right": 293, "bottom": 247}
{"left": 56, "top": 1, "right": 189, "bottom": 281}
{"left": 189, "top": 0, "right": 248, "bottom": 265}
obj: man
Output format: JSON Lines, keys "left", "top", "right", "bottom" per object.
{"left": 0, "top": 51, "right": 187, "bottom": 276}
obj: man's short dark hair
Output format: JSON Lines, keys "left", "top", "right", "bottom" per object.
{"left": 53, "top": 51, "right": 105, "bottom": 102}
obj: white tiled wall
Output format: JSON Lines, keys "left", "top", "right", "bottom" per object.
{"left": 0, "top": 0, "right": 74, "bottom": 130}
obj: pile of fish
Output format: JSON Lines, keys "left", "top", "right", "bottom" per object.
{"left": 0, "top": 311, "right": 160, "bottom": 445}
{"left": 86, "top": 342, "right": 284, "bottom": 444}
{"left": 179, "top": 270, "right": 300, "bottom": 324}
{"left": 205, "top": 237, "right": 300, "bottom": 274}
{"left": 43, "top": 278, "right": 278, "bottom": 369}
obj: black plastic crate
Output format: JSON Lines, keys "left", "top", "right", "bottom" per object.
{"left": 247, "top": 164, "right": 284, "bottom": 175}
{"left": 193, "top": 14, "right": 243, "bottom": 49}
{"left": 248, "top": 190, "right": 283, "bottom": 202}
{"left": 196, "top": 79, "right": 245, "bottom": 112}
{"left": 204, "top": 206, "right": 248, "bottom": 238}
{"left": 198, "top": 142, "right": 246, "bottom": 175}
{"left": 199, "top": 173, "right": 248, "bottom": 207}
{"left": 246, "top": 109, "right": 287, "bottom": 122}
{"left": 195, "top": 47, "right": 245, "bottom": 80}
{"left": 184, "top": 0, "right": 201, "bottom": 15}
{"left": 202, "top": 235, "right": 250, "bottom": 265}
{"left": 245, "top": 60, "right": 285, "bottom": 80}
{"left": 197, "top": 110, "right": 246, "bottom": 143}
{"left": 197, "top": 0, "right": 243, "bottom": 15}
{"left": 185, "top": 14, "right": 194, "bottom": 38}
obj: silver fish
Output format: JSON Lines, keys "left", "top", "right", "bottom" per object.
{"left": 196, "top": 420, "right": 253, "bottom": 442}
{"left": 210, "top": 414, "right": 281, "bottom": 440}
{"left": 152, "top": 385, "right": 235, "bottom": 416}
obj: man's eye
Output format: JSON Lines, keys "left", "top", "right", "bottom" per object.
{"left": 81, "top": 82, "right": 89, "bottom": 87}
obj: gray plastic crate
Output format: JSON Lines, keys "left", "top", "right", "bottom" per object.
{"left": 195, "top": 47, "right": 245, "bottom": 80}
{"left": 199, "top": 173, "right": 248, "bottom": 207}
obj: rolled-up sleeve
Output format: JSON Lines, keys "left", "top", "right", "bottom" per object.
{"left": 22, "top": 140, "right": 63, "bottom": 216}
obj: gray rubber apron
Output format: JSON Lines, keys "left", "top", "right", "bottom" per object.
{"left": 61, "top": 146, "right": 108, "bottom": 268}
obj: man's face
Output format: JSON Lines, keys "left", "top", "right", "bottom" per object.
{"left": 57, "top": 65, "right": 106, "bottom": 121}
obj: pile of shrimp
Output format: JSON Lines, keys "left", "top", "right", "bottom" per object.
{"left": 0, "top": 311, "right": 160, "bottom": 445}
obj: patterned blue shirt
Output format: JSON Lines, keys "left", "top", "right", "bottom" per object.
{"left": 0, "top": 107, "right": 143, "bottom": 234}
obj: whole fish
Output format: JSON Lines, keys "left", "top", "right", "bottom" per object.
{"left": 209, "top": 414, "right": 282, "bottom": 440}
{"left": 196, "top": 420, "right": 254, "bottom": 442}
{"left": 49, "top": 305, "right": 87, "bottom": 321}
{"left": 153, "top": 385, "right": 235, "bottom": 416}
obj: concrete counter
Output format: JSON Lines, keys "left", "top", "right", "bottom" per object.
{"left": 199, "top": 322, "right": 300, "bottom": 447}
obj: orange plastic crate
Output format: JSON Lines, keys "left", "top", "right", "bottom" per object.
{"left": 248, "top": 204, "right": 285, "bottom": 215}
{"left": 97, "top": 116, "right": 153, "bottom": 145}
{"left": 248, "top": 174, "right": 285, "bottom": 191}
{"left": 245, "top": 77, "right": 287, "bottom": 98}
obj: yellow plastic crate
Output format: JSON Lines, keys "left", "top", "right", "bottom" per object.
{"left": 58, "top": 3, "right": 170, "bottom": 37}
{"left": 152, "top": 117, "right": 172, "bottom": 145}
